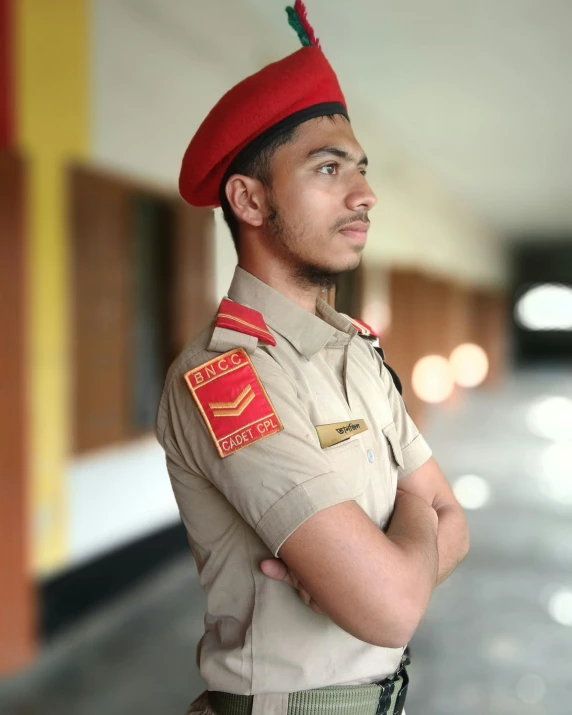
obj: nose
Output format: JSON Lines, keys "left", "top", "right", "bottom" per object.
{"left": 346, "top": 172, "right": 378, "bottom": 213}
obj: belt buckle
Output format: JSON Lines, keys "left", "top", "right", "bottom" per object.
{"left": 393, "top": 664, "right": 409, "bottom": 715}
{"left": 375, "top": 680, "right": 394, "bottom": 715}
{"left": 375, "top": 660, "right": 409, "bottom": 715}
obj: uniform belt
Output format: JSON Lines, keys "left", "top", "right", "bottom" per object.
{"left": 208, "top": 660, "right": 409, "bottom": 715}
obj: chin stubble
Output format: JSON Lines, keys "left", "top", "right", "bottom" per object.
{"left": 293, "top": 264, "right": 337, "bottom": 290}
{"left": 266, "top": 198, "right": 347, "bottom": 290}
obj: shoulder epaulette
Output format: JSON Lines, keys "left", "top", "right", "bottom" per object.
{"left": 341, "top": 313, "right": 407, "bottom": 401}
{"left": 215, "top": 298, "right": 276, "bottom": 346}
{"left": 341, "top": 314, "right": 378, "bottom": 339}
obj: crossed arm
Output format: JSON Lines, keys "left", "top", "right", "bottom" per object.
{"left": 398, "top": 456, "right": 470, "bottom": 585}
{"left": 261, "top": 456, "right": 469, "bottom": 646}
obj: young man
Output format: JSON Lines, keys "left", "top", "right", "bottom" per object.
{"left": 156, "top": 3, "right": 469, "bottom": 714}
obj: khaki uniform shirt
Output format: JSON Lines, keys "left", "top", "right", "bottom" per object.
{"left": 156, "top": 266, "right": 432, "bottom": 696}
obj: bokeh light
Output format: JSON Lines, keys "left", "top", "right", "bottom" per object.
{"left": 362, "top": 299, "right": 391, "bottom": 338}
{"left": 449, "top": 343, "right": 489, "bottom": 388}
{"left": 547, "top": 588, "right": 572, "bottom": 626}
{"left": 526, "top": 396, "right": 572, "bottom": 441}
{"left": 515, "top": 674, "right": 546, "bottom": 704}
{"left": 452, "top": 474, "right": 491, "bottom": 510}
{"left": 538, "top": 443, "right": 572, "bottom": 504}
{"left": 412, "top": 355, "right": 455, "bottom": 403}
{"left": 515, "top": 283, "right": 572, "bottom": 331}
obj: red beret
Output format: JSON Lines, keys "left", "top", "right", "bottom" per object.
{"left": 179, "top": 2, "right": 348, "bottom": 208}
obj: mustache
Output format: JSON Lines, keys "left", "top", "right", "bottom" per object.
{"left": 331, "top": 213, "right": 370, "bottom": 232}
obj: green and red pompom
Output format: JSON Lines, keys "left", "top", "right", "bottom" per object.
{"left": 286, "top": 0, "right": 321, "bottom": 48}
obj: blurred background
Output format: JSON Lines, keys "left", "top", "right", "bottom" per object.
{"left": 1, "top": 0, "right": 571, "bottom": 713}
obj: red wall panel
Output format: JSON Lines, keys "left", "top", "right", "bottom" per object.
{"left": 0, "top": 150, "right": 35, "bottom": 673}
{"left": 0, "top": 0, "right": 14, "bottom": 147}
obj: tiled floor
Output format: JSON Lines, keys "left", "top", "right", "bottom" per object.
{"left": 1, "top": 368, "right": 571, "bottom": 714}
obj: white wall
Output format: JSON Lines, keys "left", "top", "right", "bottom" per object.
{"left": 214, "top": 210, "right": 238, "bottom": 302}
{"left": 91, "top": 0, "right": 291, "bottom": 189}
{"left": 66, "top": 437, "right": 179, "bottom": 569}
{"left": 70, "top": 0, "right": 506, "bottom": 572}
{"left": 362, "top": 165, "right": 506, "bottom": 287}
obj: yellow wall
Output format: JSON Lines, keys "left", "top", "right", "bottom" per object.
{"left": 15, "top": 0, "right": 89, "bottom": 574}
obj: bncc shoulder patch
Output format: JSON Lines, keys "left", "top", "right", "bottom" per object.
{"left": 183, "top": 348, "right": 283, "bottom": 458}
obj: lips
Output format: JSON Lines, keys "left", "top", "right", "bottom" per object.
{"left": 339, "top": 221, "right": 370, "bottom": 240}
{"left": 341, "top": 222, "right": 369, "bottom": 232}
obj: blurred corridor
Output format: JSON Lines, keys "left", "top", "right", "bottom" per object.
{"left": 1, "top": 366, "right": 572, "bottom": 715}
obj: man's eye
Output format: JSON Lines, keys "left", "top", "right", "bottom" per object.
{"left": 318, "top": 163, "right": 338, "bottom": 175}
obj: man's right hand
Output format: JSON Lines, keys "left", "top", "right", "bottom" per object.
{"left": 260, "top": 558, "right": 325, "bottom": 614}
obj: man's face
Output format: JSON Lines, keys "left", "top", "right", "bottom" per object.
{"left": 263, "top": 115, "right": 377, "bottom": 286}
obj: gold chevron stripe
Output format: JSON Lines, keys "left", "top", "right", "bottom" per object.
{"left": 218, "top": 313, "right": 274, "bottom": 341}
{"left": 212, "top": 390, "right": 256, "bottom": 417}
{"left": 209, "top": 384, "right": 253, "bottom": 410}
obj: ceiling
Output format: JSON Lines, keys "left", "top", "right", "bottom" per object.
{"left": 238, "top": 0, "right": 572, "bottom": 239}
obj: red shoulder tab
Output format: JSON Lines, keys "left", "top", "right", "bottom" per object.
{"left": 343, "top": 314, "right": 378, "bottom": 339}
{"left": 216, "top": 298, "right": 276, "bottom": 346}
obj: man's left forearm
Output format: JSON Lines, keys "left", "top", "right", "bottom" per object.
{"left": 434, "top": 503, "right": 470, "bottom": 585}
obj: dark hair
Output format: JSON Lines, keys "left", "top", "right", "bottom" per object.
{"left": 220, "top": 126, "right": 298, "bottom": 253}
{"left": 220, "top": 114, "right": 346, "bottom": 253}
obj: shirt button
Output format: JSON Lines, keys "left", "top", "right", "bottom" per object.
{"left": 367, "top": 449, "right": 375, "bottom": 463}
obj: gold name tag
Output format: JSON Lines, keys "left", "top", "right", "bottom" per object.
{"left": 315, "top": 419, "right": 368, "bottom": 449}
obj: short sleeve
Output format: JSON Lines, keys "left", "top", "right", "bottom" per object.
{"left": 375, "top": 352, "right": 432, "bottom": 479}
{"left": 157, "top": 353, "right": 355, "bottom": 556}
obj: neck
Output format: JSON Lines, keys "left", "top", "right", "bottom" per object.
{"left": 238, "top": 236, "right": 330, "bottom": 315}
{"left": 238, "top": 257, "right": 326, "bottom": 315}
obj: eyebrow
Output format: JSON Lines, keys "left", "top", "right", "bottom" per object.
{"left": 305, "top": 145, "right": 368, "bottom": 167}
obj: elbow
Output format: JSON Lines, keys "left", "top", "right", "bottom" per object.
{"left": 363, "top": 585, "right": 433, "bottom": 649}
{"left": 367, "top": 608, "right": 424, "bottom": 649}
{"left": 386, "top": 597, "right": 429, "bottom": 647}
{"left": 371, "top": 626, "right": 415, "bottom": 650}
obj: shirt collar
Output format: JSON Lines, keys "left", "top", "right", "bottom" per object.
{"left": 227, "top": 266, "right": 357, "bottom": 359}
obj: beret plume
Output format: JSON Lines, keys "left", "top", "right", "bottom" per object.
{"left": 179, "top": 1, "right": 348, "bottom": 208}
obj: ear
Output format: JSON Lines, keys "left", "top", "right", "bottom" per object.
{"left": 225, "top": 175, "right": 266, "bottom": 228}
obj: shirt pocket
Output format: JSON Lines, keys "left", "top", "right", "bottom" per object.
{"left": 381, "top": 422, "right": 405, "bottom": 511}
{"left": 322, "top": 437, "right": 369, "bottom": 498}
{"left": 382, "top": 422, "right": 405, "bottom": 470}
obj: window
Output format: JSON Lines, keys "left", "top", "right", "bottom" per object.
{"left": 70, "top": 167, "right": 214, "bottom": 454}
